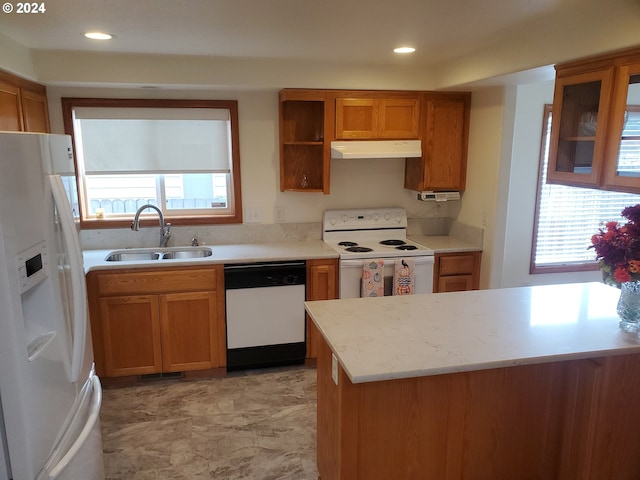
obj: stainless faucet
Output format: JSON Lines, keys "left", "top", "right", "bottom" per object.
{"left": 130, "top": 204, "right": 172, "bottom": 248}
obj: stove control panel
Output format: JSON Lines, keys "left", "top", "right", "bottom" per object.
{"left": 323, "top": 208, "right": 407, "bottom": 231}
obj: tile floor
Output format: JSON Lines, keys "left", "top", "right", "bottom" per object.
{"left": 99, "top": 366, "right": 319, "bottom": 480}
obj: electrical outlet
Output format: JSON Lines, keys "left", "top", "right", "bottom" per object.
{"left": 331, "top": 353, "right": 339, "bottom": 385}
{"left": 244, "top": 207, "right": 262, "bottom": 223}
{"left": 274, "top": 207, "right": 285, "bottom": 223}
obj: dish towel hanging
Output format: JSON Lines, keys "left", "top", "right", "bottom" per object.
{"left": 393, "top": 259, "right": 415, "bottom": 295}
{"left": 362, "top": 259, "right": 385, "bottom": 297}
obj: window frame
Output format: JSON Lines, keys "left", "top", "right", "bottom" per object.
{"left": 61, "top": 97, "right": 243, "bottom": 229}
{"left": 531, "top": 105, "right": 596, "bottom": 274}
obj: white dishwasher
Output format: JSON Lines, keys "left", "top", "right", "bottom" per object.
{"left": 224, "top": 261, "right": 306, "bottom": 371}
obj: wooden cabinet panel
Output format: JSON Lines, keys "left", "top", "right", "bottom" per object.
{"left": 378, "top": 98, "right": 420, "bottom": 139}
{"left": 20, "top": 88, "right": 50, "bottom": 133}
{"left": 306, "top": 258, "right": 339, "bottom": 360}
{"left": 97, "top": 268, "right": 216, "bottom": 296}
{"left": 434, "top": 251, "right": 481, "bottom": 293}
{"left": 335, "top": 98, "right": 376, "bottom": 138}
{"left": 0, "top": 81, "right": 22, "bottom": 131}
{"left": 160, "top": 291, "right": 219, "bottom": 372}
{"left": 438, "top": 274, "right": 474, "bottom": 293}
{"left": 335, "top": 97, "right": 419, "bottom": 139}
{"left": 99, "top": 295, "right": 162, "bottom": 377}
{"left": 404, "top": 92, "right": 470, "bottom": 192}
{"left": 438, "top": 253, "right": 477, "bottom": 275}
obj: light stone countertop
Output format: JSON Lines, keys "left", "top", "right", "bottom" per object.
{"left": 409, "top": 234, "right": 480, "bottom": 253}
{"left": 304, "top": 282, "right": 640, "bottom": 384}
{"left": 83, "top": 240, "right": 339, "bottom": 273}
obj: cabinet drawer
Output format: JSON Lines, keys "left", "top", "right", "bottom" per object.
{"left": 97, "top": 268, "right": 217, "bottom": 296}
{"left": 438, "top": 254, "right": 477, "bottom": 275}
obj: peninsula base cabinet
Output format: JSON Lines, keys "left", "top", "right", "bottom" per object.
{"left": 87, "top": 266, "right": 226, "bottom": 378}
{"left": 317, "top": 336, "right": 640, "bottom": 480}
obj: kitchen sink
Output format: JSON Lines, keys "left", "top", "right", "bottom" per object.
{"left": 105, "top": 250, "right": 161, "bottom": 262}
{"left": 161, "top": 248, "right": 213, "bottom": 259}
{"left": 105, "top": 247, "right": 213, "bottom": 262}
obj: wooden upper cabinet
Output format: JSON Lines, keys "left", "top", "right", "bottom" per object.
{"left": 547, "top": 46, "right": 640, "bottom": 193}
{"left": 279, "top": 89, "right": 331, "bottom": 193}
{"left": 335, "top": 96, "right": 420, "bottom": 139}
{"left": 547, "top": 67, "right": 614, "bottom": 188}
{"left": 0, "top": 81, "right": 23, "bottom": 131}
{"left": 603, "top": 60, "right": 640, "bottom": 192}
{"left": 20, "top": 87, "right": 50, "bottom": 133}
{"left": 279, "top": 89, "right": 470, "bottom": 194}
{"left": 0, "top": 70, "right": 50, "bottom": 133}
{"left": 404, "top": 92, "right": 471, "bottom": 192}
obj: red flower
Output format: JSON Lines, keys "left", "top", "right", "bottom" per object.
{"left": 614, "top": 267, "right": 632, "bottom": 283}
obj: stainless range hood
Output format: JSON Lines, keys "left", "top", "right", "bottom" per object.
{"left": 330, "top": 140, "right": 422, "bottom": 159}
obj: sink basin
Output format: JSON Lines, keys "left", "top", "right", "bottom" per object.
{"left": 162, "top": 248, "right": 213, "bottom": 259}
{"left": 106, "top": 250, "right": 161, "bottom": 262}
{"left": 104, "top": 247, "right": 213, "bottom": 262}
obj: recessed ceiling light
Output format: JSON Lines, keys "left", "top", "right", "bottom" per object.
{"left": 84, "top": 32, "right": 113, "bottom": 40}
{"left": 394, "top": 47, "right": 416, "bottom": 54}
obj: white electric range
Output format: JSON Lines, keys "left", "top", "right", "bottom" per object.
{"left": 322, "top": 208, "right": 435, "bottom": 298}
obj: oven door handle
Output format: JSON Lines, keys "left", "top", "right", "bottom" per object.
{"left": 341, "top": 257, "right": 434, "bottom": 267}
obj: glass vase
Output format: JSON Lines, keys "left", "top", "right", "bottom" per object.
{"left": 617, "top": 281, "right": 640, "bottom": 332}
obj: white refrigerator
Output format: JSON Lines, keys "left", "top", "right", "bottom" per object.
{"left": 0, "top": 132, "right": 104, "bottom": 480}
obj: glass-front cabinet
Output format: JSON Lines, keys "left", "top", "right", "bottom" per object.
{"left": 547, "top": 68, "right": 614, "bottom": 188}
{"left": 604, "top": 64, "right": 640, "bottom": 192}
{"left": 547, "top": 47, "right": 640, "bottom": 193}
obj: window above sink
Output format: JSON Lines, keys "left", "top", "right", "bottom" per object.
{"left": 61, "top": 98, "right": 243, "bottom": 229}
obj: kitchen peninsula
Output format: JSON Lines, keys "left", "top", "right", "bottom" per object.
{"left": 305, "top": 282, "right": 640, "bottom": 480}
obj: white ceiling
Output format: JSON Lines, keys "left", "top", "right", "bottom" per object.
{"left": 1, "top": 0, "right": 639, "bottom": 89}
{"left": 0, "top": 0, "right": 611, "bottom": 66}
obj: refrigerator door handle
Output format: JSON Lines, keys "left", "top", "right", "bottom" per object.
{"left": 50, "top": 175, "right": 87, "bottom": 383}
{"left": 40, "top": 373, "right": 102, "bottom": 480}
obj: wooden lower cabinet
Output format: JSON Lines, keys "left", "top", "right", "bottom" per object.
{"left": 99, "top": 295, "right": 162, "bottom": 376}
{"left": 434, "top": 250, "right": 481, "bottom": 292}
{"left": 306, "top": 258, "right": 339, "bottom": 360}
{"left": 87, "top": 266, "right": 226, "bottom": 378}
{"left": 317, "top": 336, "right": 640, "bottom": 479}
{"left": 160, "top": 291, "right": 219, "bottom": 372}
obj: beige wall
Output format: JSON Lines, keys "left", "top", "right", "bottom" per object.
{"left": 47, "top": 85, "right": 456, "bottom": 228}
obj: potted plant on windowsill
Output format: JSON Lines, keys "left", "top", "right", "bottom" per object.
{"left": 591, "top": 204, "right": 640, "bottom": 332}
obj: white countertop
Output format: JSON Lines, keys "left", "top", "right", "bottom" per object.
{"left": 305, "top": 282, "right": 640, "bottom": 384}
{"left": 83, "top": 240, "right": 339, "bottom": 272}
{"left": 409, "top": 234, "right": 480, "bottom": 253}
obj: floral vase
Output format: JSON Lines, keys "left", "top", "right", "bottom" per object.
{"left": 617, "top": 281, "right": 640, "bottom": 332}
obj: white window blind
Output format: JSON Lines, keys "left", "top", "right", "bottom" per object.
{"left": 533, "top": 107, "right": 640, "bottom": 268}
{"left": 73, "top": 107, "right": 232, "bottom": 174}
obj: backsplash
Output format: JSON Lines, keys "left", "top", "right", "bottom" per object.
{"left": 80, "top": 218, "right": 482, "bottom": 250}
{"left": 79, "top": 222, "right": 323, "bottom": 250}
